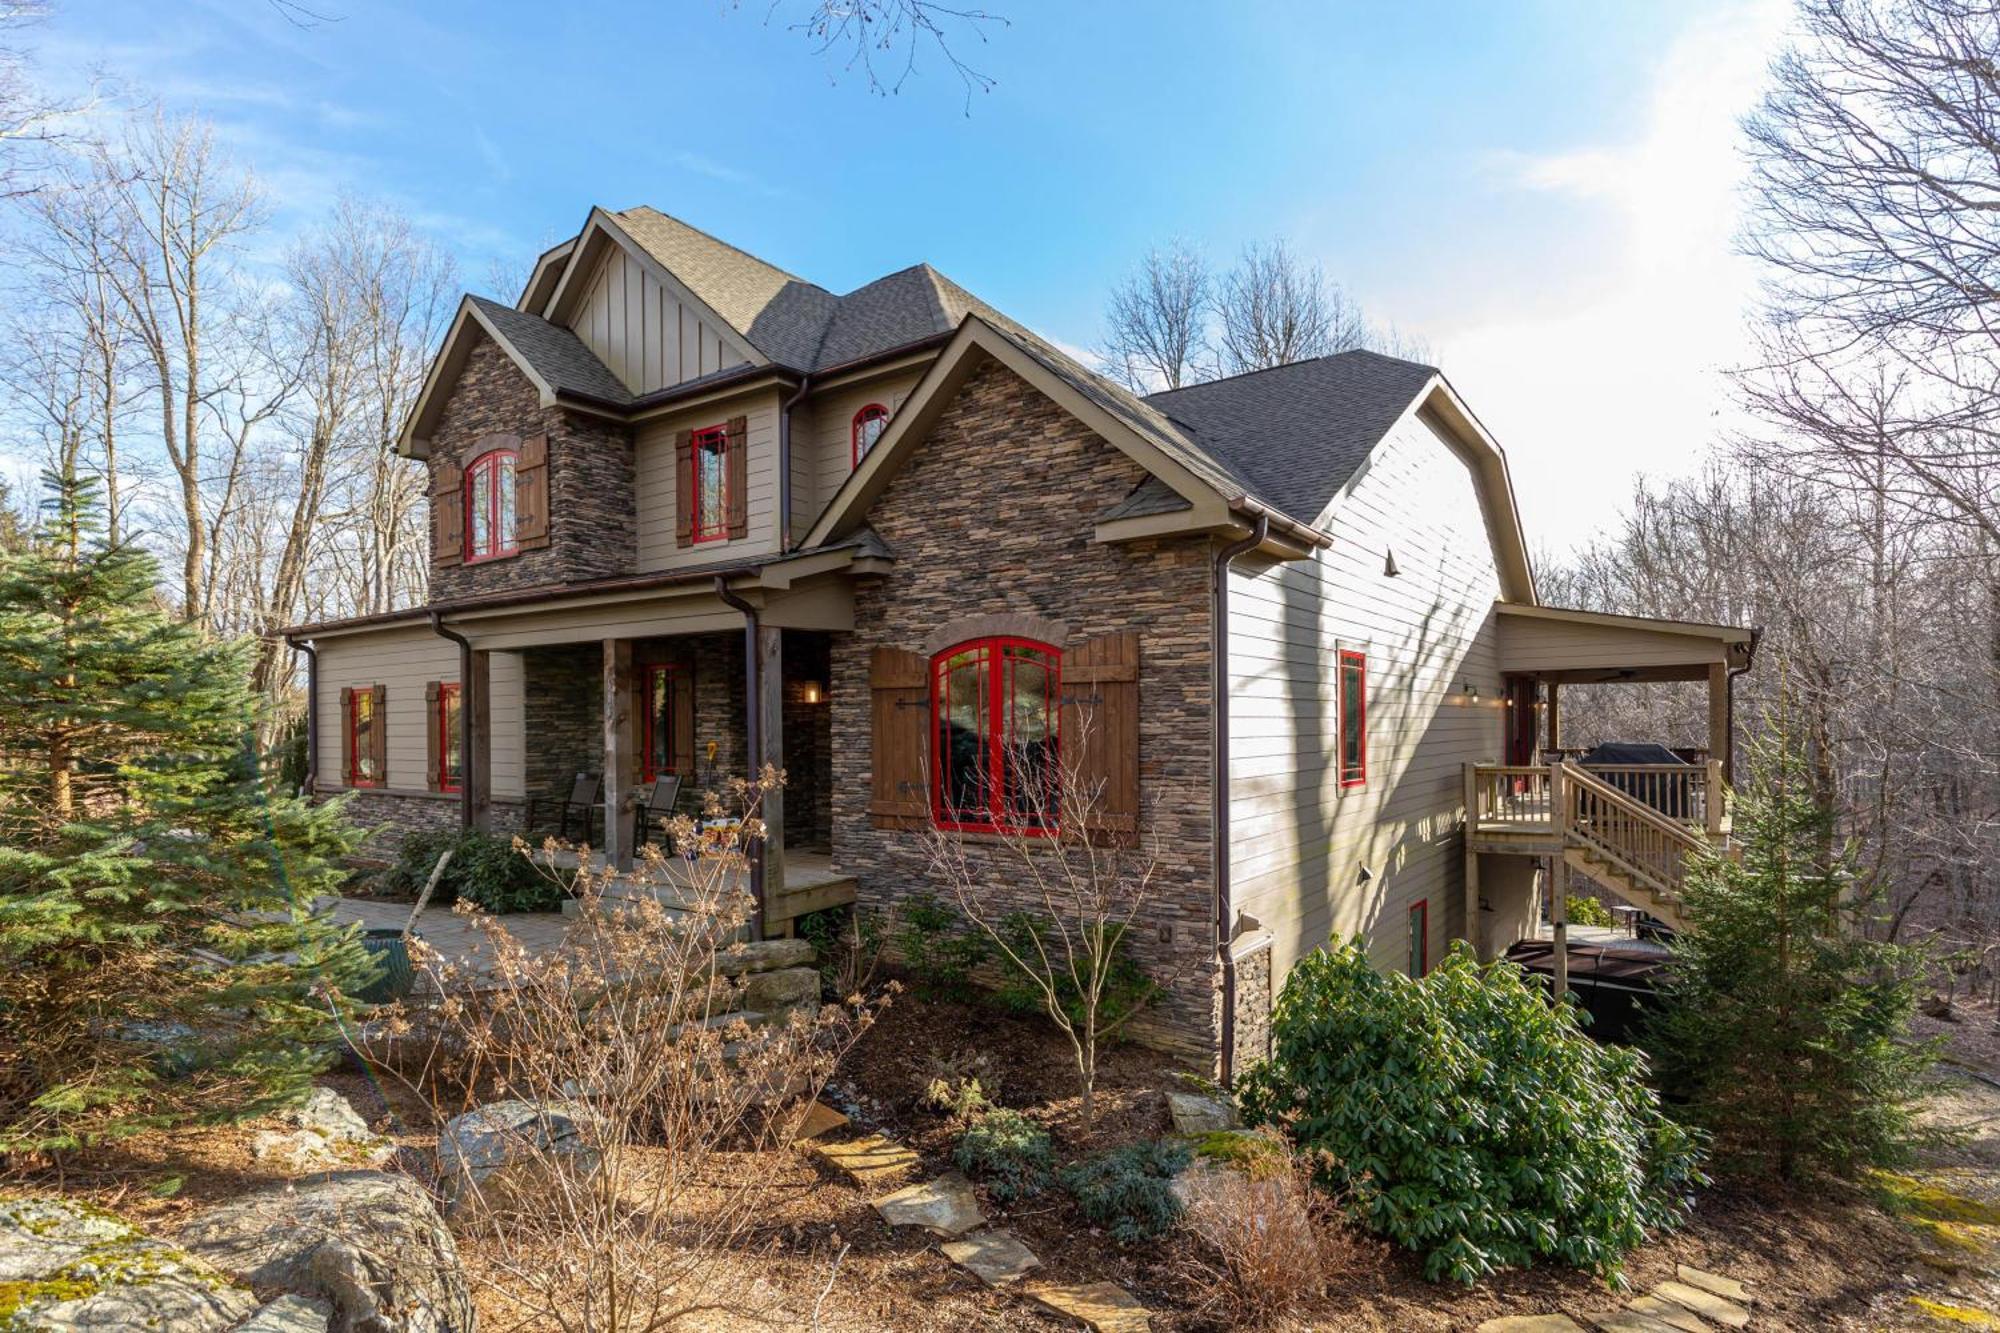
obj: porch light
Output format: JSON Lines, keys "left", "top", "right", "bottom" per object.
{"left": 1383, "top": 548, "right": 1400, "bottom": 577}
{"left": 1464, "top": 682, "right": 1481, "bottom": 703}
{"left": 800, "top": 681, "right": 824, "bottom": 705}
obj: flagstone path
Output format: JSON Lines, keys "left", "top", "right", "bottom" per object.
{"left": 796, "top": 1101, "right": 1150, "bottom": 1330}
{"left": 1476, "top": 1265, "right": 1755, "bottom": 1333}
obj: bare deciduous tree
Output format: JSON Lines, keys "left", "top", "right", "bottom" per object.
{"left": 1215, "top": 239, "right": 1361, "bottom": 374}
{"left": 751, "top": 0, "right": 1006, "bottom": 103}
{"left": 1098, "top": 239, "right": 1213, "bottom": 392}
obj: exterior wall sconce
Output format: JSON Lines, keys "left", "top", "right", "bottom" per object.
{"left": 1464, "top": 682, "right": 1481, "bottom": 703}
{"left": 1383, "top": 549, "right": 1400, "bottom": 577}
{"left": 800, "top": 681, "right": 825, "bottom": 705}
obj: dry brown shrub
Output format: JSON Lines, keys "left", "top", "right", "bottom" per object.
{"left": 1175, "top": 1141, "right": 1347, "bottom": 1326}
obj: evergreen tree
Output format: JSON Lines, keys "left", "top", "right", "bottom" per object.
{"left": 1645, "top": 693, "right": 1938, "bottom": 1179}
{"left": 0, "top": 472, "right": 371, "bottom": 1152}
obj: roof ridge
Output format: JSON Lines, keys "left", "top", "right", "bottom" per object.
{"left": 1144, "top": 346, "right": 1435, "bottom": 400}
{"left": 614, "top": 205, "right": 829, "bottom": 294}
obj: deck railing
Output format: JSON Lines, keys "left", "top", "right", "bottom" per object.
{"left": 1560, "top": 761, "right": 1708, "bottom": 900}
{"left": 1469, "top": 758, "right": 1726, "bottom": 839}
{"left": 1468, "top": 765, "right": 1554, "bottom": 827}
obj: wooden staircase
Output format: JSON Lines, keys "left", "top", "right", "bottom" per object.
{"left": 1468, "top": 758, "right": 1731, "bottom": 935}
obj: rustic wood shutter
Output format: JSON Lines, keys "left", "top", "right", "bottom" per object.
{"left": 424, "top": 680, "right": 441, "bottom": 791}
{"left": 339, "top": 686, "right": 355, "bottom": 785}
{"left": 672, "top": 664, "right": 695, "bottom": 777}
{"left": 674, "top": 429, "right": 695, "bottom": 548}
{"left": 1061, "top": 633, "right": 1141, "bottom": 843}
{"left": 725, "top": 414, "right": 749, "bottom": 540}
{"left": 370, "top": 683, "right": 389, "bottom": 787}
{"left": 515, "top": 433, "right": 550, "bottom": 550}
{"left": 869, "top": 646, "right": 930, "bottom": 828}
{"left": 433, "top": 460, "right": 464, "bottom": 567}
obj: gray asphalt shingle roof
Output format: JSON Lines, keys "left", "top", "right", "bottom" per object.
{"left": 469, "top": 296, "right": 636, "bottom": 406}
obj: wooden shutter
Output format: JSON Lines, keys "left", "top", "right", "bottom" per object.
{"left": 672, "top": 664, "right": 695, "bottom": 777}
{"left": 1061, "top": 633, "right": 1140, "bottom": 843}
{"left": 725, "top": 414, "right": 749, "bottom": 540}
{"left": 432, "top": 460, "right": 464, "bottom": 567}
{"left": 674, "top": 429, "right": 695, "bottom": 548}
{"left": 424, "top": 680, "right": 441, "bottom": 791}
{"left": 515, "top": 433, "right": 550, "bottom": 550}
{"left": 370, "top": 683, "right": 388, "bottom": 787}
{"left": 869, "top": 646, "right": 930, "bottom": 828}
{"left": 339, "top": 686, "right": 355, "bottom": 786}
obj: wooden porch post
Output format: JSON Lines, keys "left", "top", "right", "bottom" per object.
{"left": 1545, "top": 680, "right": 1562, "bottom": 756}
{"left": 756, "top": 624, "right": 787, "bottom": 930}
{"left": 468, "top": 649, "right": 492, "bottom": 832}
{"left": 603, "top": 638, "right": 637, "bottom": 872}
{"left": 1462, "top": 763, "right": 1481, "bottom": 958}
{"left": 1549, "top": 760, "right": 1569, "bottom": 1000}
{"left": 1707, "top": 661, "right": 1731, "bottom": 784}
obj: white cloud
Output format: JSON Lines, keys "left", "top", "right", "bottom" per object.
{"left": 1427, "top": 0, "right": 1790, "bottom": 554}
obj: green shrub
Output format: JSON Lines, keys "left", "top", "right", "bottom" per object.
{"left": 991, "top": 911, "right": 1156, "bottom": 1037}
{"left": 1059, "top": 1139, "right": 1191, "bottom": 1242}
{"left": 1237, "top": 938, "right": 1704, "bottom": 1285}
{"left": 954, "top": 1108, "right": 1054, "bottom": 1202}
{"left": 1566, "top": 894, "right": 1614, "bottom": 928}
{"left": 922, "top": 1076, "right": 993, "bottom": 1121}
{"left": 798, "top": 904, "right": 888, "bottom": 998}
{"left": 379, "top": 827, "right": 563, "bottom": 914}
{"left": 893, "top": 892, "right": 990, "bottom": 999}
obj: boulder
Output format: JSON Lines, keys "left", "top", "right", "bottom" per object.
{"left": 236, "top": 1293, "right": 336, "bottom": 1331}
{"left": 287, "top": 1087, "right": 379, "bottom": 1144}
{"left": 0, "top": 1195, "right": 257, "bottom": 1332}
{"left": 436, "top": 1098, "right": 602, "bottom": 1218}
{"left": 1167, "top": 1090, "right": 1238, "bottom": 1135}
{"left": 740, "top": 966, "right": 820, "bottom": 1019}
{"left": 714, "top": 937, "right": 814, "bottom": 978}
{"left": 251, "top": 1087, "right": 393, "bottom": 1175}
{"left": 176, "top": 1170, "right": 473, "bottom": 1333}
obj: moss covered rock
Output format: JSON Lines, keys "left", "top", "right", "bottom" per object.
{"left": 0, "top": 1196, "right": 255, "bottom": 1331}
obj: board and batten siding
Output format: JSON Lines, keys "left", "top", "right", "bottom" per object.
{"left": 314, "top": 623, "right": 525, "bottom": 800}
{"left": 1226, "top": 408, "right": 1506, "bottom": 988}
{"left": 566, "top": 244, "right": 749, "bottom": 395}
{"left": 633, "top": 388, "right": 784, "bottom": 570}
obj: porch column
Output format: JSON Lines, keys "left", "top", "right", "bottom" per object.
{"left": 755, "top": 624, "right": 786, "bottom": 929}
{"left": 1544, "top": 680, "right": 1562, "bottom": 756}
{"left": 468, "top": 649, "right": 493, "bottom": 832}
{"left": 1707, "top": 661, "right": 1730, "bottom": 783}
{"left": 603, "top": 638, "right": 637, "bottom": 872}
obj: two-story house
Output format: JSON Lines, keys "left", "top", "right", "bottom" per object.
{"left": 286, "top": 206, "right": 1756, "bottom": 1075}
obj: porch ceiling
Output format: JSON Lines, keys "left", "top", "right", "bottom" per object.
{"left": 1496, "top": 602, "right": 1756, "bottom": 684}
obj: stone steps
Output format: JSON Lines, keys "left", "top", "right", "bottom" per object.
{"left": 1477, "top": 1264, "right": 1754, "bottom": 1333}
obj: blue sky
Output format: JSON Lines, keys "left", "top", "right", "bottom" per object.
{"left": 32, "top": 0, "right": 1790, "bottom": 548}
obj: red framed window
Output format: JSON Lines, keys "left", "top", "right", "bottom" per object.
{"left": 641, "top": 663, "right": 678, "bottom": 782}
{"left": 1408, "top": 899, "right": 1429, "bottom": 976}
{"left": 851, "top": 403, "right": 890, "bottom": 468}
{"left": 1338, "top": 649, "right": 1367, "bottom": 788}
{"left": 691, "top": 425, "right": 728, "bottom": 544}
{"left": 931, "top": 637, "right": 1061, "bottom": 835}
{"left": 465, "top": 448, "right": 518, "bottom": 562}
{"left": 436, "top": 682, "right": 462, "bottom": 793}
{"left": 348, "top": 688, "right": 380, "bottom": 788}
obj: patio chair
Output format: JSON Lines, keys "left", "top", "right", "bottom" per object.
{"left": 559, "top": 771, "right": 604, "bottom": 844}
{"left": 633, "top": 773, "right": 683, "bottom": 851}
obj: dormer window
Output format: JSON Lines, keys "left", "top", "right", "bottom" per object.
{"left": 465, "top": 448, "right": 518, "bottom": 562}
{"left": 852, "top": 404, "right": 890, "bottom": 468}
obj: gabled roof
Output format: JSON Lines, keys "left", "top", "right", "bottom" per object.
{"left": 468, "top": 296, "right": 634, "bottom": 407}
{"left": 1144, "top": 350, "right": 1439, "bottom": 524}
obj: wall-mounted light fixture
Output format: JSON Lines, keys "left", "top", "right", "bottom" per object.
{"left": 1463, "top": 682, "right": 1481, "bottom": 704}
{"left": 800, "top": 681, "right": 825, "bottom": 705}
{"left": 1383, "top": 548, "right": 1400, "bottom": 577}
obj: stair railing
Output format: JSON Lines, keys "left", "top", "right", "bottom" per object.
{"left": 1560, "top": 760, "right": 1708, "bottom": 902}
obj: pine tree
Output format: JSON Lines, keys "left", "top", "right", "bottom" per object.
{"left": 0, "top": 472, "right": 371, "bottom": 1152}
{"left": 1645, "top": 691, "right": 1938, "bottom": 1179}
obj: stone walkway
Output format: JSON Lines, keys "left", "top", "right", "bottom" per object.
{"left": 798, "top": 1102, "right": 1151, "bottom": 1331}
{"left": 1476, "top": 1265, "right": 1754, "bottom": 1333}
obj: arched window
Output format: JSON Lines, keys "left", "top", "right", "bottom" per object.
{"left": 465, "top": 448, "right": 518, "bottom": 562}
{"left": 930, "top": 637, "right": 1061, "bottom": 835}
{"left": 852, "top": 403, "right": 890, "bottom": 468}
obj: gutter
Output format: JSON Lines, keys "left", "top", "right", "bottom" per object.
{"left": 283, "top": 634, "right": 318, "bottom": 798}
{"left": 713, "top": 575, "right": 767, "bottom": 941}
{"left": 778, "top": 374, "right": 812, "bottom": 551}
{"left": 429, "top": 610, "right": 476, "bottom": 831}
{"left": 1724, "top": 625, "right": 1763, "bottom": 787}
{"left": 1228, "top": 494, "right": 1331, "bottom": 552}
{"left": 1212, "top": 513, "right": 1269, "bottom": 1086}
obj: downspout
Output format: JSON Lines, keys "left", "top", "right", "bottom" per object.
{"left": 285, "top": 634, "right": 318, "bottom": 798}
{"left": 429, "top": 610, "right": 475, "bottom": 831}
{"left": 778, "top": 375, "right": 811, "bottom": 553}
{"left": 1212, "top": 513, "right": 1268, "bottom": 1087}
{"left": 1724, "top": 626, "right": 1763, "bottom": 788}
{"left": 714, "top": 575, "right": 766, "bottom": 940}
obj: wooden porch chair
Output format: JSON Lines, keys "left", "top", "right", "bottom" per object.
{"left": 633, "top": 773, "right": 683, "bottom": 852}
{"left": 559, "top": 772, "right": 604, "bottom": 844}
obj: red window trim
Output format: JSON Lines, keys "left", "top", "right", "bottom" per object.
{"left": 1338, "top": 649, "right": 1367, "bottom": 788}
{"left": 929, "top": 636, "right": 1062, "bottom": 837}
{"left": 1409, "top": 898, "right": 1429, "bottom": 976}
{"left": 640, "top": 662, "right": 678, "bottom": 783}
{"left": 464, "top": 448, "right": 519, "bottom": 563}
{"left": 436, "top": 682, "right": 462, "bottom": 794}
{"left": 851, "top": 403, "right": 889, "bottom": 469}
{"left": 348, "top": 687, "right": 380, "bottom": 789}
{"left": 690, "top": 424, "right": 729, "bottom": 544}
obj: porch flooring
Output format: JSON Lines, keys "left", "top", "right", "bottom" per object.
{"left": 329, "top": 898, "right": 572, "bottom": 976}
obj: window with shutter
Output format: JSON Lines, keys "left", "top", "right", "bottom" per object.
{"left": 432, "top": 461, "right": 464, "bottom": 567}
{"left": 428, "top": 681, "right": 462, "bottom": 793}
{"left": 868, "top": 646, "right": 930, "bottom": 828}
{"left": 348, "top": 685, "right": 382, "bottom": 788}
{"left": 1059, "top": 632, "right": 1140, "bottom": 843}
{"left": 465, "top": 447, "right": 519, "bottom": 562}
{"left": 930, "top": 637, "right": 1062, "bottom": 835}
{"left": 339, "top": 686, "right": 355, "bottom": 785}
{"left": 689, "top": 424, "right": 729, "bottom": 544}
{"left": 725, "top": 414, "right": 749, "bottom": 540}
{"left": 515, "top": 433, "right": 550, "bottom": 550}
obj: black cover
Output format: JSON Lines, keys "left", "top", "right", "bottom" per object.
{"left": 1577, "top": 742, "right": 1692, "bottom": 818}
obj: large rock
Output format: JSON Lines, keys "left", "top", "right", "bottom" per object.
{"left": 714, "top": 937, "right": 814, "bottom": 978}
{"left": 436, "top": 1098, "right": 602, "bottom": 1218}
{"left": 252, "top": 1087, "right": 393, "bottom": 1175}
{"left": 0, "top": 1195, "right": 257, "bottom": 1332}
{"left": 176, "top": 1170, "right": 473, "bottom": 1333}
{"left": 740, "top": 966, "right": 820, "bottom": 1019}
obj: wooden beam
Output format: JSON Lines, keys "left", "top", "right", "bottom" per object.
{"left": 756, "top": 625, "right": 786, "bottom": 927}
{"left": 1707, "top": 661, "right": 1730, "bottom": 783}
{"left": 1545, "top": 680, "right": 1562, "bottom": 755}
{"left": 468, "top": 650, "right": 492, "bottom": 832}
{"left": 1551, "top": 855, "right": 1570, "bottom": 1002}
{"left": 603, "top": 638, "right": 637, "bottom": 871}
{"left": 1462, "top": 764, "right": 1481, "bottom": 958}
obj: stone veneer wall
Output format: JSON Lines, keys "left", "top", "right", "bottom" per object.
{"left": 828, "top": 359, "right": 1221, "bottom": 1066}
{"left": 522, "top": 645, "right": 601, "bottom": 834}
{"left": 1229, "top": 931, "right": 1275, "bottom": 1077}
{"left": 329, "top": 791, "right": 526, "bottom": 862}
{"left": 427, "top": 334, "right": 637, "bottom": 600}
{"left": 782, "top": 631, "right": 833, "bottom": 851}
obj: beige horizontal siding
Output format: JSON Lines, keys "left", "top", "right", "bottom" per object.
{"left": 633, "top": 387, "right": 783, "bottom": 570}
{"left": 1227, "top": 410, "right": 1507, "bottom": 990}
{"left": 315, "top": 625, "right": 525, "bottom": 801}
{"left": 804, "top": 371, "right": 924, "bottom": 521}
{"left": 567, "top": 245, "right": 749, "bottom": 394}
{"left": 1498, "top": 616, "right": 1728, "bottom": 673}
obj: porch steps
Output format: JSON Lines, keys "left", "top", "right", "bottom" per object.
{"left": 1563, "top": 843, "right": 1689, "bottom": 935}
